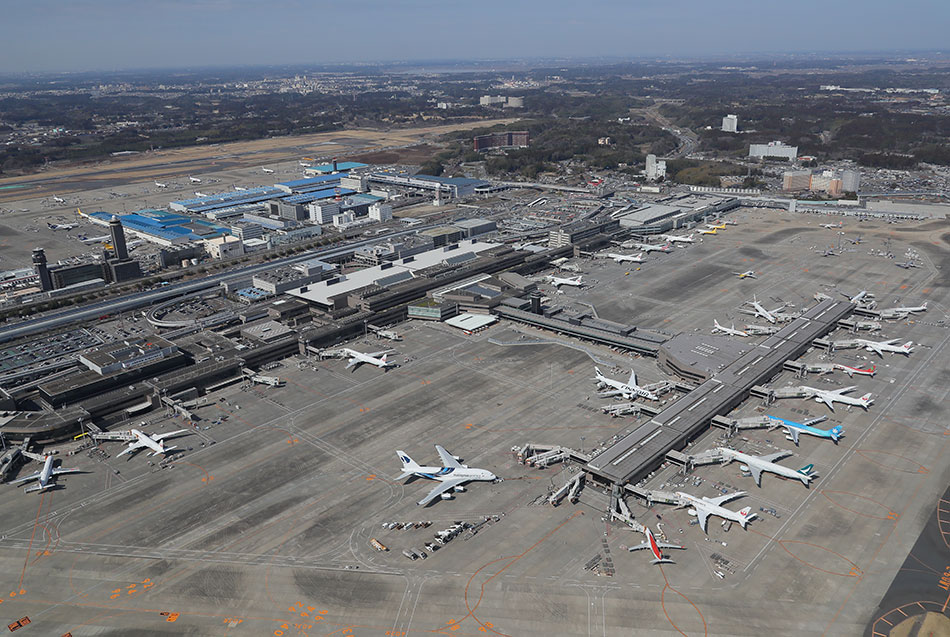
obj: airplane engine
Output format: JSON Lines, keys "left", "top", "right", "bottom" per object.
{"left": 453, "top": 485, "right": 466, "bottom": 492}
{"left": 440, "top": 493, "right": 454, "bottom": 501}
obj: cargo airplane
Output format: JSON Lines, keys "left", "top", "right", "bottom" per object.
{"left": 9, "top": 453, "right": 81, "bottom": 493}
{"left": 594, "top": 367, "right": 659, "bottom": 401}
{"left": 628, "top": 526, "right": 686, "bottom": 565}
{"left": 342, "top": 348, "right": 396, "bottom": 371}
{"left": 696, "top": 228, "right": 718, "bottom": 235}
{"left": 706, "top": 222, "right": 726, "bottom": 230}
{"left": 395, "top": 445, "right": 497, "bottom": 506}
{"left": 717, "top": 447, "right": 816, "bottom": 487}
{"left": 93, "top": 428, "right": 190, "bottom": 458}
{"left": 734, "top": 270, "right": 757, "bottom": 279}
{"left": 674, "top": 491, "right": 755, "bottom": 533}
{"left": 767, "top": 415, "right": 844, "bottom": 445}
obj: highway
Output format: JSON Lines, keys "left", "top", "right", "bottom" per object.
{"left": 0, "top": 227, "right": 431, "bottom": 345}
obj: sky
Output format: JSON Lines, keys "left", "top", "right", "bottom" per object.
{"left": 1, "top": 0, "right": 948, "bottom": 73}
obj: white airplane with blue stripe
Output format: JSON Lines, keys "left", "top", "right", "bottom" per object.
{"left": 766, "top": 415, "right": 844, "bottom": 445}
{"left": 396, "top": 446, "right": 497, "bottom": 506}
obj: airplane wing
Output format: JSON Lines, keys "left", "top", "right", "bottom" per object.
{"left": 630, "top": 540, "right": 685, "bottom": 551}
{"left": 759, "top": 451, "right": 792, "bottom": 464}
{"left": 50, "top": 468, "right": 81, "bottom": 477}
{"left": 417, "top": 479, "right": 466, "bottom": 506}
{"left": 434, "top": 445, "right": 463, "bottom": 470}
{"left": 747, "top": 465, "right": 764, "bottom": 487}
{"left": 693, "top": 506, "right": 713, "bottom": 533}
{"left": 598, "top": 389, "right": 625, "bottom": 398}
{"left": 628, "top": 369, "right": 637, "bottom": 386}
{"left": 345, "top": 358, "right": 360, "bottom": 370}
{"left": 703, "top": 492, "right": 745, "bottom": 507}
{"left": 152, "top": 429, "right": 189, "bottom": 442}
{"left": 785, "top": 427, "right": 801, "bottom": 445}
{"left": 831, "top": 386, "right": 856, "bottom": 395}
{"left": 116, "top": 440, "right": 148, "bottom": 458}
{"left": 8, "top": 471, "right": 42, "bottom": 485}
{"left": 366, "top": 351, "right": 391, "bottom": 359}
{"left": 865, "top": 343, "right": 883, "bottom": 356}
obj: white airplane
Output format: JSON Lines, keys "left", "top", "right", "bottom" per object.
{"left": 628, "top": 526, "right": 685, "bottom": 565}
{"left": 395, "top": 445, "right": 497, "bottom": 506}
{"left": 854, "top": 338, "right": 914, "bottom": 357}
{"left": 127, "top": 239, "right": 145, "bottom": 251}
{"left": 194, "top": 191, "right": 207, "bottom": 198}
{"left": 93, "top": 428, "right": 190, "bottom": 458}
{"left": 635, "top": 243, "right": 672, "bottom": 253}
{"left": 712, "top": 320, "right": 748, "bottom": 337}
{"left": 842, "top": 289, "right": 873, "bottom": 304}
{"left": 154, "top": 181, "right": 167, "bottom": 188}
{"left": 743, "top": 296, "right": 781, "bottom": 324}
{"left": 234, "top": 185, "right": 247, "bottom": 191}
{"left": 189, "top": 176, "right": 202, "bottom": 183}
{"left": 661, "top": 234, "right": 695, "bottom": 244}
{"left": 879, "top": 303, "right": 928, "bottom": 320}
{"left": 696, "top": 227, "right": 718, "bottom": 235}
{"left": 594, "top": 367, "right": 659, "bottom": 401}
{"left": 717, "top": 447, "right": 817, "bottom": 487}
{"left": 9, "top": 453, "right": 81, "bottom": 493}
{"left": 743, "top": 324, "right": 779, "bottom": 336}
{"left": 52, "top": 196, "right": 67, "bottom": 204}
{"left": 299, "top": 161, "right": 311, "bottom": 167}
{"left": 706, "top": 222, "right": 726, "bottom": 230}
{"left": 80, "top": 234, "right": 110, "bottom": 244}
{"left": 546, "top": 275, "right": 584, "bottom": 288}
{"left": 47, "top": 222, "right": 76, "bottom": 231}
{"left": 604, "top": 252, "right": 645, "bottom": 264}
{"left": 342, "top": 348, "right": 396, "bottom": 371}
{"left": 821, "top": 221, "right": 843, "bottom": 229}
{"left": 734, "top": 270, "right": 757, "bottom": 279}
{"left": 674, "top": 491, "right": 755, "bottom": 533}
{"left": 261, "top": 167, "right": 275, "bottom": 174}
{"left": 799, "top": 386, "right": 873, "bottom": 412}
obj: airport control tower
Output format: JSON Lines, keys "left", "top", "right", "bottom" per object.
{"left": 32, "top": 247, "right": 52, "bottom": 291}
{"left": 109, "top": 215, "right": 129, "bottom": 261}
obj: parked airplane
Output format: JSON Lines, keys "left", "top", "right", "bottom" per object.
{"left": 734, "top": 270, "right": 757, "bottom": 279}
{"left": 628, "top": 526, "right": 686, "bottom": 565}
{"left": 854, "top": 338, "right": 914, "bottom": 357}
{"left": 717, "top": 447, "right": 816, "bottom": 487}
{"left": 879, "top": 303, "right": 928, "bottom": 320}
{"left": 261, "top": 167, "right": 275, "bottom": 174}
{"left": 234, "top": 185, "right": 247, "bottom": 191}
{"left": 52, "top": 196, "right": 67, "bottom": 204}
{"left": 661, "top": 234, "right": 695, "bottom": 244}
{"left": 799, "top": 386, "right": 873, "bottom": 412}
{"left": 9, "top": 453, "right": 81, "bottom": 493}
{"left": 80, "top": 234, "right": 110, "bottom": 244}
{"left": 604, "top": 252, "right": 645, "bottom": 264}
{"left": 342, "top": 348, "right": 396, "bottom": 371}
{"left": 827, "top": 363, "right": 876, "bottom": 377}
{"left": 821, "top": 221, "right": 843, "bottom": 229}
{"left": 154, "top": 181, "right": 167, "bottom": 188}
{"left": 743, "top": 296, "right": 784, "bottom": 324}
{"left": 93, "top": 428, "right": 190, "bottom": 458}
{"left": 712, "top": 320, "right": 748, "bottom": 337}
{"left": 743, "top": 324, "right": 779, "bottom": 336}
{"left": 841, "top": 289, "right": 873, "bottom": 304}
{"left": 696, "top": 228, "right": 718, "bottom": 235}
{"left": 594, "top": 367, "right": 659, "bottom": 401}
{"left": 706, "top": 222, "right": 726, "bottom": 230}
{"left": 674, "top": 491, "right": 755, "bottom": 533}
{"left": 395, "top": 445, "right": 496, "bottom": 506}
{"left": 545, "top": 274, "right": 584, "bottom": 288}
{"left": 47, "top": 223, "right": 76, "bottom": 231}
{"left": 635, "top": 243, "right": 672, "bottom": 253}
{"left": 767, "top": 415, "right": 844, "bottom": 445}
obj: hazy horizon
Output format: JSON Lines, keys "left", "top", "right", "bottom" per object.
{"left": 2, "top": 0, "right": 948, "bottom": 74}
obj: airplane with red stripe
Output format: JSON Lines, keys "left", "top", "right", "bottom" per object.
{"left": 628, "top": 526, "right": 686, "bottom": 565}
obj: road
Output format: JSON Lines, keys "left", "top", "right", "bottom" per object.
{"left": 637, "top": 103, "right": 698, "bottom": 160}
{"left": 0, "top": 227, "right": 432, "bottom": 345}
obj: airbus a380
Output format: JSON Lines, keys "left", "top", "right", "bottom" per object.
{"left": 767, "top": 415, "right": 844, "bottom": 445}
{"left": 93, "top": 428, "right": 190, "bottom": 458}
{"left": 341, "top": 348, "right": 396, "bottom": 371}
{"left": 800, "top": 386, "right": 873, "bottom": 412}
{"left": 717, "top": 447, "right": 816, "bottom": 487}
{"left": 9, "top": 453, "right": 81, "bottom": 493}
{"left": 395, "top": 445, "right": 497, "bottom": 506}
{"left": 594, "top": 367, "right": 659, "bottom": 401}
{"left": 628, "top": 526, "right": 686, "bottom": 565}
{"left": 674, "top": 491, "right": 755, "bottom": 533}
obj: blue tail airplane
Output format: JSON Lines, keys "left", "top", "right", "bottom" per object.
{"left": 766, "top": 415, "right": 843, "bottom": 446}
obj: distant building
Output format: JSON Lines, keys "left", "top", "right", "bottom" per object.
{"left": 308, "top": 201, "right": 340, "bottom": 225}
{"left": 810, "top": 171, "right": 842, "bottom": 197}
{"left": 598, "top": 136, "right": 612, "bottom": 146}
{"left": 504, "top": 96, "right": 524, "bottom": 108}
{"left": 782, "top": 170, "right": 812, "bottom": 191}
{"left": 841, "top": 169, "right": 862, "bottom": 192}
{"left": 783, "top": 169, "right": 844, "bottom": 197}
{"left": 479, "top": 95, "right": 507, "bottom": 106}
{"left": 645, "top": 154, "right": 666, "bottom": 181}
{"left": 369, "top": 202, "right": 393, "bottom": 222}
{"left": 206, "top": 235, "right": 245, "bottom": 259}
{"left": 473, "top": 131, "right": 530, "bottom": 152}
{"left": 722, "top": 114, "right": 738, "bottom": 133}
{"left": 749, "top": 141, "right": 798, "bottom": 160}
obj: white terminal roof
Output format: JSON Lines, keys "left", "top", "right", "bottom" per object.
{"left": 286, "top": 239, "right": 500, "bottom": 306}
{"left": 444, "top": 313, "right": 498, "bottom": 332}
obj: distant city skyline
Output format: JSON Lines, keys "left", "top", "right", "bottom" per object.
{"left": 1, "top": 0, "right": 948, "bottom": 73}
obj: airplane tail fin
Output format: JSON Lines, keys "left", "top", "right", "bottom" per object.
{"left": 830, "top": 426, "right": 844, "bottom": 441}
{"left": 737, "top": 506, "right": 755, "bottom": 527}
{"left": 798, "top": 463, "right": 816, "bottom": 478}
{"left": 859, "top": 394, "right": 873, "bottom": 408}
{"left": 381, "top": 354, "right": 388, "bottom": 365}
{"left": 396, "top": 451, "right": 421, "bottom": 471}
{"left": 902, "top": 341, "right": 914, "bottom": 352}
